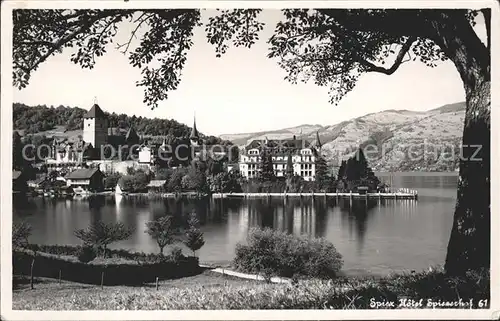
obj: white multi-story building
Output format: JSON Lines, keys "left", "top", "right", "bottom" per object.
{"left": 238, "top": 135, "right": 322, "bottom": 181}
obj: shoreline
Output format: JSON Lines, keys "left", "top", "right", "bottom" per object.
{"left": 29, "top": 190, "right": 419, "bottom": 199}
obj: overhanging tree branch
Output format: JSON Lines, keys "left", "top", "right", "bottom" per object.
{"left": 24, "top": 11, "right": 127, "bottom": 70}
{"left": 358, "top": 36, "right": 416, "bottom": 75}
{"left": 116, "top": 12, "right": 152, "bottom": 54}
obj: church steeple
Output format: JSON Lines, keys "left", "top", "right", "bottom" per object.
{"left": 190, "top": 113, "right": 199, "bottom": 140}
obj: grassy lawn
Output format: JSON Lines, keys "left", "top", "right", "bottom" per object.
{"left": 13, "top": 269, "right": 260, "bottom": 310}
{"left": 13, "top": 268, "right": 489, "bottom": 310}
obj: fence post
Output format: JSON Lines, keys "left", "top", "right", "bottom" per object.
{"left": 155, "top": 277, "right": 159, "bottom": 291}
{"left": 58, "top": 269, "right": 62, "bottom": 285}
{"left": 101, "top": 271, "right": 104, "bottom": 290}
{"left": 30, "top": 257, "right": 35, "bottom": 290}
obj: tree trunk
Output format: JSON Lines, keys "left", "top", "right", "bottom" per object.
{"left": 445, "top": 78, "right": 490, "bottom": 275}
{"left": 430, "top": 13, "right": 491, "bottom": 275}
{"left": 30, "top": 257, "right": 35, "bottom": 290}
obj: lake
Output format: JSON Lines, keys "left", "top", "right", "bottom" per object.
{"left": 13, "top": 172, "right": 459, "bottom": 276}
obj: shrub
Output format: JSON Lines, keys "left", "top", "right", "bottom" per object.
{"left": 104, "top": 172, "right": 122, "bottom": 190}
{"left": 233, "top": 228, "right": 343, "bottom": 279}
{"left": 165, "top": 168, "right": 187, "bottom": 192}
{"left": 13, "top": 250, "right": 200, "bottom": 286}
{"left": 118, "top": 171, "right": 150, "bottom": 192}
{"left": 76, "top": 246, "right": 96, "bottom": 263}
{"left": 12, "top": 221, "right": 32, "bottom": 248}
{"left": 74, "top": 222, "right": 133, "bottom": 257}
{"left": 22, "top": 244, "right": 187, "bottom": 264}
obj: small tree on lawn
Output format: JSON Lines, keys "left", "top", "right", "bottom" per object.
{"left": 12, "top": 221, "right": 32, "bottom": 248}
{"left": 74, "top": 221, "right": 133, "bottom": 258}
{"left": 183, "top": 213, "right": 205, "bottom": 257}
{"left": 13, "top": 221, "right": 37, "bottom": 289}
{"left": 145, "top": 216, "right": 176, "bottom": 255}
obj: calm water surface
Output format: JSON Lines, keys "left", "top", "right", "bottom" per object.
{"left": 13, "top": 172, "right": 459, "bottom": 276}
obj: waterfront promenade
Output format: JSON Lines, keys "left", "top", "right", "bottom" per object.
{"left": 212, "top": 190, "right": 418, "bottom": 200}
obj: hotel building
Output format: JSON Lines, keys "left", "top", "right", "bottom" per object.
{"left": 238, "top": 134, "right": 322, "bottom": 181}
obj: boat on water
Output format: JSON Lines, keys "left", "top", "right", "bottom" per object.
{"left": 73, "top": 187, "right": 90, "bottom": 196}
{"left": 115, "top": 184, "right": 128, "bottom": 195}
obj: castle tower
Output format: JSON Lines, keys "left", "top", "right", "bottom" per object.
{"left": 189, "top": 114, "right": 200, "bottom": 146}
{"left": 83, "top": 102, "right": 108, "bottom": 149}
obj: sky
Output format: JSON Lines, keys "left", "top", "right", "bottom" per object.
{"left": 13, "top": 9, "right": 486, "bottom": 136}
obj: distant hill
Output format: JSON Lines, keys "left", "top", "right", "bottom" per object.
{"left": 220, "top": 102, "right": 466, "bottom": 172}
{"left": 219, "top": 124, "right": 324, "bottom": 146}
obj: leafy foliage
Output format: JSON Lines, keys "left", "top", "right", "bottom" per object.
{"left": 164, "top": 167, "right": 187, "bottom": 193}
{"left": 118, "top": 170, "right": 150, "bottom": 192}
{"left": 74, "top": 221, "right": 133, "bottom": 257}
{"left": 207, "top": 171, "right": 242, "bottom": 193}
{"left": 13, "top": 131, "right": 25, "bottom": 171}
{"left": 181, "top": 165, "right": 209, "bottom": 193}
{"left": 337, "top": 148, "right": 381, "bottom": 192}
{"left": 314, "top": 155, "right": 331, "bottom": 191}
{"left": 104, "top": 172, "right": 122, "bottom": 189}
{"left": 13, "top": 104, "right": 233, "bottom": 151}
{"left": 12, "top": 221, "right": 32, "bottom": 248}
{"left": 182, "top": 213, "right": 205, "bottom": 257}
{"left": 258, "top": 150, "right": 276, "bottom": 183}
{"left": 205, "top": 9, "right": 264, "bottom": 56}
{"left": 233, "top": 227, "right": 343, "bottom": 279}
{"left": 266, "top": 9, "right": 480, "bottom": 104}
{"left": 22, "top": 243, "right": 190, "bottom": 265}
{"left": 145, "top": 216, "right": 176, "bottom": 254}
{"left": 76, "top": 246, "right": 97, "bottom": 263}
{"left": 13, "top": 9, "right": 488, "bottom": 108}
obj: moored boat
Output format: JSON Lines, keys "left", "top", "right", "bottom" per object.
{"left": 115, "top": 184, "right": 128, "bottom": 195}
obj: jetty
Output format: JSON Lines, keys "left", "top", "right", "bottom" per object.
{"left": 212, "top": 189, "right": 418, "bottom": 200}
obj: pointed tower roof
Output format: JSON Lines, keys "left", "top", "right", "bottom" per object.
{"left": 84, "top": 104, "right": 106, "bottom": 119}
{"left": 126, "top": 126, "right": 139, "bottom": 142}
{"left": 190, "top": 115, "right": 199, "bottom": 139}
{"left": 315, "top": 131, "right": 322, "bottom": 149}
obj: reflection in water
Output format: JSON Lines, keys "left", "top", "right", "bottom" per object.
{"left": 338, "top": 198, "right": 377, "bottom": 253}
{"left": 13, "top": 173, "right": 458, "bottom": 276}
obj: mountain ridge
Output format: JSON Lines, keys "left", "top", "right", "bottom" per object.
{"left": 220, "top": 102, "right": 466, "bottom": 172}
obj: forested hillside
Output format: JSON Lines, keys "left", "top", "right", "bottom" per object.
{"left": 13, "top": 103, "right": 227, "bottom": 145}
